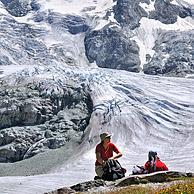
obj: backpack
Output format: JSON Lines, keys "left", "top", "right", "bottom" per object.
{"left": 102, "top": 159, "right": 126, "bottom": 181}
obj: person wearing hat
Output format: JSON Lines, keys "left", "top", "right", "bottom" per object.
{"left": 95, "top": 132, "right": 122, "bottom": 178}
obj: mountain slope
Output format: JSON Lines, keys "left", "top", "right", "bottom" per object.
{"left": 0, "top": 0, "right": 194, "bottom": 194}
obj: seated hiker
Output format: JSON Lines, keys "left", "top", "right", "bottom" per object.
{"left": 144, "top": 151, "right": 168, "bottom": 173}
{"left": 95, "top": 132, "right": 125, "bottom": 180}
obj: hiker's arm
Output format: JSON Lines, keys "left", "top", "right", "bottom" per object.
{"left": 110, "top": 152, "right": 122, "bottom": 160}
{"left": 96, "top": 152, "right": 104, "bottom": 165}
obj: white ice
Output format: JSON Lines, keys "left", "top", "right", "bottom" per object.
{"left": 0, "top": 67, "right": 194, "bottom": 194}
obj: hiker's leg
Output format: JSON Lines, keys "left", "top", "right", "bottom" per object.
{"left": 95, "top": 165, "right": 104, "bottom": 178}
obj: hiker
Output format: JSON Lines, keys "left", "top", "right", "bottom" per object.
{"left": 132, "top": 151, "right": 168, "bottom": 175}
{"left": 95, "top": 132, "right": 124, "bottom": 180}
{"left": 144, "top": 151, "right": 168, "bottom": 173}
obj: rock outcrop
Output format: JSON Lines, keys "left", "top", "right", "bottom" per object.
{"left": 70, "top": 179, "right": 105, "bottom": 192}
{"left": 144, "top": 30, "right": 194, "bottom": 76}
{"left": 0, "top": 80, "right": 93, "bottom": 162}
{"left": 149, "top": 0, "right": 192, "bottom": 24}
{"left": 0, "top": 0, "right": 37, "bottom": 17}
{"left": 45, "top": 171, "right": 194, "bottom": 194}
{"left": 84, "top": 26, "right": 141, "bottom": 72}
{"left": 45, "top": 188, "right": 75, "bottom": 194}
{"left": 113, "top": 0, "right": 149, "bottom": 29}
{"left": 33, "top": 11, "right": 89, "bottom": 35}
{"left": 113, "top": 0, "right": 192, "bottom": 28}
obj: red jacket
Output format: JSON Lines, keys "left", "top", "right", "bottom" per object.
{"left": 144, "top": 158, "right": 168, "bottom": 173}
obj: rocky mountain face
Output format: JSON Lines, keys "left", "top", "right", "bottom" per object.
{"left": 0, "top": 76, "right": 93, "bottom": 162}
{"left": 1, "top": 0, "right": 194, "bottom": 76}
{"left": 0, "top": 0, "right": 33, "bottom": 17}
{"left": 0, "top": 12, "right": 89, "bottom": 67}
{"left": 0, "top": 0, "right": 194, "bottom": 165}
{"left": 84, "top": 0, "right": 194, "bottom": 76}
{"left": 144, "top": 30, "right": 194, "bottom": 76}
{"left": 85, "top": 26, "right": 140, "bottom": 72}
{"left": 113, "top": 0, "right": 192, "bottom": 27}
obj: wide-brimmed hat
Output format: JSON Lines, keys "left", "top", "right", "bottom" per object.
{"left": 100, "top": 132, "right": 111, "bottom": 142}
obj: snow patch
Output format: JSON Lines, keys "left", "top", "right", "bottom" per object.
{"left": 170, "top": 0, "right": 180, "bottom": 6}
{"left": 133, "top": 16, "right": 194, "bottom": 67}
{"left": 177, "top": 0, "right": 194, "bottom": 6}
{"left": 140, "top": 16, "right": 194, "bottom": 33}
{"left": 0, "top": 65, "right": 35, "bottom": 78}
{"left": 89, "top": 0, "right": 117, "bottom": 30}
{"left": 109, "top": 11, "right": 119, "bottom": 25}
{"left": 162, "top": 54, "right": 170, "bottom": 67}
{"left": 0, "top": 2, "right": 8, "bottom": 15}
{"left": 12, "top": 12, "right": 35, "bottom": 24}
{"left": 94, "top": 11, "right": 119, "bottom": 30}
{"left": 131, "top": 36, "right": 155, "bottom": 70}
{"left": 36, "top": 0, "right": 115, "bottom": 16}
{"left": 94, "top": 19, "right": 109, "bottom": 30}
{"left": 139, "top": 0, "right": 155, "bottom": 13}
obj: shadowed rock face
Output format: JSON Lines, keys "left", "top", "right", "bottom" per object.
{"left": 84, "top": 27, "right": 141, "bottom": 72}
{"left": 144, "top": 30, "right": 194, "bottom": 76}
{"left": 0, "top": 81, "right": 93, "bottom": 162}
{"left": 0, "top": 0, "right": 38, "bottom": 17}
{"left": 113, "top": 0, "right": 192, "bottom": 28}
{"left": 107, "top": 0, "right": 194, "bottom": 77}
{"left": 149, "top": 0, "right": 192, "bottom": 24}
{"left": 113, "top": 0, "right": 149, "bottom": 30}
{"left": 33, "top": 11, "right": 90, "bottom": 35}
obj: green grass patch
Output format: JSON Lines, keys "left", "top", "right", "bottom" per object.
{"left": 156, "top": 181, "right": 194, "bottom": 194}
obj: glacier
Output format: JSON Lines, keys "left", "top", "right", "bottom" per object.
{"left": 0, "top": 66, "right": 193, "bottom": 194}
{"left": 0, "top": 0, "right": 194, "bottom": 194}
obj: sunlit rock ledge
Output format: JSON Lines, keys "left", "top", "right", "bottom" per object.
{"left": 45, "top": 171, "right": 194, "bottom": 194}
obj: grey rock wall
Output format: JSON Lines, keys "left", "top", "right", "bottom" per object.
{"left": 149, "top": 0, "right": 192, "bottom": 24}
{"left": 113, "top": 0, "right": 192, "bottom": 28}
{"left": 0, "top": 0, "right": 33, "bottom": 17}
{"left": 144, "top": 30, "right": 194, "bottom": 76}
{"left": 84, "top": 27, "right": 141, "bottom": 72}
{"left": 33, "top": 11, "right": 89, "bottom": 35}
{"left": 113, "top": 0, "right": 149, "bottom": 29}
{"left": 0, "top": 81, "right": 93, "bottom": 162}
{"left": 87, "top": 0, "right": 193, "bottom": 76}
